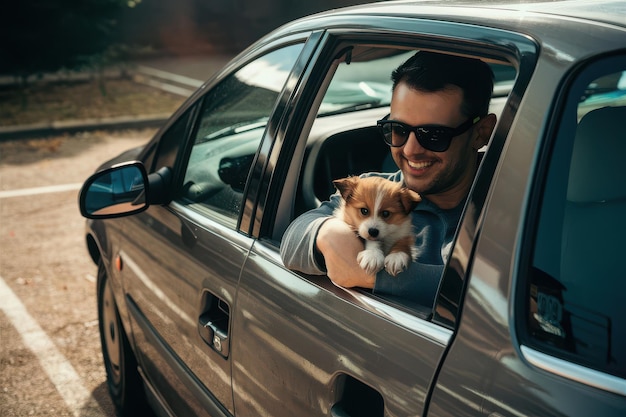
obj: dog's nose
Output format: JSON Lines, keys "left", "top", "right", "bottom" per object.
{"left": 368, "top": 228, "right": 379, "bottom": 238}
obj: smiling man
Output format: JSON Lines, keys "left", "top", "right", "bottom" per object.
{"left": 281, "top": 51, "right": 497, "bottom": 307}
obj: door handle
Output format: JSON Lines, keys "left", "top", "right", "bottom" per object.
{"left": 330, "top": 406, "right": 351, "bottom": 417}
{"left": 331, "top": 375, "right": 384, "bottom": 417}
{"left": 197, "top": 291, "right": 230, "bottom": 358}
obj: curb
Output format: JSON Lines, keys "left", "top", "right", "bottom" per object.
{"left": 0, "top": 114, "right": 171, "bottom": 141}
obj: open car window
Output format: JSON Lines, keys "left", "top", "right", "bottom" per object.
{"left": 277, "top": 42, "right": 517, "bottom": 317}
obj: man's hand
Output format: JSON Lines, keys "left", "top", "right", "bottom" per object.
{"left": 316, "top": 217, "right": 376, "bottom": 288}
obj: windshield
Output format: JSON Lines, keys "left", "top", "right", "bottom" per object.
{"left": 318, "top": 49, "right": 515, "bottom": 117}
{"left": 318, "top": 51, "right": 410, "bottom": 116}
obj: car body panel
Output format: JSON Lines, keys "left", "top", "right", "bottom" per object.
{"left": 118, "top": 202, "right": 254, "bottom": 416}
{"left": 232, "top": 239, "right": 451, "bottom": 415}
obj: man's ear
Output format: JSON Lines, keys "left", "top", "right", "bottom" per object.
{"left": 473, "top": 113, "right": 497, "bottom": 149}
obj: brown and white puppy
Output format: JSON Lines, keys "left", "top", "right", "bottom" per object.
{"left": 333, "top": 176, "right": 421, "bottom": 276}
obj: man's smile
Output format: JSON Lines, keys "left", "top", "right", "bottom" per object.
{"left": 406, "top": 159, "right": 435, "bottom": 171}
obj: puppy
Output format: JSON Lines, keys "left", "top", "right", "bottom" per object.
{"left": 333, "top": 176, "right": 421, "bottom": 276}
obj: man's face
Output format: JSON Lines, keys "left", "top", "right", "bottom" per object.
{"left": 389, "top": 81, "right": 479, "bottom": 208}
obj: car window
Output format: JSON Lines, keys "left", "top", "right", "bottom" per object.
{"left": 317, "top": 50, "right": 411, "bottom": 117}
{"left": 282, "top": 44, "right": 517, "bottom": 315}
{"left": 528, "top": 56, "right": 626, "bottom": 379}
{"left": 179, "top": 43, "right": 304, "bottom": 226}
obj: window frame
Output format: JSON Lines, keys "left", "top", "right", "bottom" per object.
{"left": 258, "top": 22, "right": 535, "bottom": 326}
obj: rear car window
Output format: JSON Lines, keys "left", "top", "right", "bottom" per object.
{"left": 528, "top": 56, "right": 626, "bottom": 379}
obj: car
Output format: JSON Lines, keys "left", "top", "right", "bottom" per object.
{"left": 78, "top": 1, "right": 626, "bottom": 416}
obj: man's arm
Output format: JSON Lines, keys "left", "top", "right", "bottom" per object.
{"left": 316, "top": 217, "right": 375, "bottom": 288}
{"left": 280, "top": 197, "right": 336, "bottom": 275}
{"left": 373, "top": 263, "right": 444, "bottom": 308}
{"left": 280, "top": 194, "right": 374, "bottom": 288}
{"left": 281, "top": 201, "right": 445, "bottom": 303}
{"left": 281, "top": 172, "right": 402, "bottom": 286}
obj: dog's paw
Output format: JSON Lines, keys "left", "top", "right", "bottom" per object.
{"left": 357, "top": 249, "right": 385, "bottom": 275}
{"left": 384, "top": 252, "right": 411, "bottom": 276}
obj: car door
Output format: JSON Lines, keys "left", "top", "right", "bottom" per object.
{"left": 230, "top": 23, "right": 526, "bottom": 416}
{"left": 117, "top": 41, "right": 307, "bottom": 416}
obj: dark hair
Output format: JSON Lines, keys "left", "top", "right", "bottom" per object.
{"left": 391, "top": 51, "right": 494, "bottom": 117}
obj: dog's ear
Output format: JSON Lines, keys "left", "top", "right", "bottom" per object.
{"left": 333, "top": 176, "right": 359, "bottom": 201}
{"left": 400, "top": 188, "right": 421, "bottom": 213}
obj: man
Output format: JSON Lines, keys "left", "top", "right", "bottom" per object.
{"left": 280, "top": 51, "right": 497, "bottom": 307}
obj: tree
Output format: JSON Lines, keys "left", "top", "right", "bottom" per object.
{"left": 0, "top": 0, "right": 132, "bottom": 82}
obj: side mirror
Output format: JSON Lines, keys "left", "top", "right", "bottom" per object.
{"left": 79, "top": 162, "right": 148, "bottom": 219}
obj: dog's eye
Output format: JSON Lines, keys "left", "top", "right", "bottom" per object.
{"left": 381, "top": 210, "right": 391, "bottom": 218}
{"left": 360, "top": 208, "right": 369, "bottom": 216}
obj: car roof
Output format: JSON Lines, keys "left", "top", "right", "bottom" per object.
{"left": 329, "top": 0, "right": 626, "bottom": 29}
{"left": 255, "top": 0, "right": 625, "bottom": 67}
{"left": 455, "top": 0, "right": 626, "bottom": 27}
{"left": 268, "top": 0, "right": 626, "bottom": 37}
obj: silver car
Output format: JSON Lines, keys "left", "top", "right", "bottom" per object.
{"left": 79, "top": 1, "right": 626, "bottom": 415}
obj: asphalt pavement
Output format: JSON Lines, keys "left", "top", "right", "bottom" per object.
{"left": 0, "top": 54, "right": 236, "bottom": 141}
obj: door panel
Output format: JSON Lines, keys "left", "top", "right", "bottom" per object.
{"left": 232, "top": 241, "right": 451, "bottom": 416}
{"left": 121, "top": 204, "right": 250, "bottom": 416}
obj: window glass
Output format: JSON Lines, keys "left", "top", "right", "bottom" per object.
{"left": 317, "top": 50, "right": 409, "bottom": 117}
{"left": 529, "top": 60, "right": 626, "bottom": 378}
{"left": 180, "top": 43, "right": 304, "bottom": 226}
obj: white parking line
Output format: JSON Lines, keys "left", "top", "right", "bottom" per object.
{"left": 0, "top": 183, "right": 83, "bottom": 199}
{"left": 0, "top": 276, "right": 103, "bottom": 417}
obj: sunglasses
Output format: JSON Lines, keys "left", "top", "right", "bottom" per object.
{"left": 377, "top": 115, "right": 481, "bottom": 152}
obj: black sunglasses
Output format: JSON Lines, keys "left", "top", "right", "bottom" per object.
{"left": 377, "top": 115, "right": 481, "bottom": 152}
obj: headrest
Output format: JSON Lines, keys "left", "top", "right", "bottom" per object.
{"left": 567, "top": 106, "right": 626, "bottom": 203}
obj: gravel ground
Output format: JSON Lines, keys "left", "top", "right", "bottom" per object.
{"left": 0, "top": 129, "right": 155, "bottom": 417}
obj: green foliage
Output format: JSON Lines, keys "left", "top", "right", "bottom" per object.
{"left": 0, "top": 0, "right": 131, "bottom": 80}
